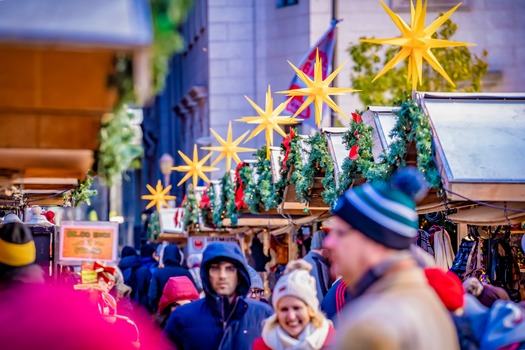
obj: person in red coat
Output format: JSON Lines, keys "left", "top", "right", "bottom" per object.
{"left": 253, "top": 259, "right": 335, "bottom": 350}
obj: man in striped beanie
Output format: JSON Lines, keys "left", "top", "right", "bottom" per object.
{"left": 0, "top": 222, "right": 44, "bottom": 289}
{"left": 325, "top": 167, "right": 460, "bottom": 350}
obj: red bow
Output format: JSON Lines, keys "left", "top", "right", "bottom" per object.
{"left": 200, "top": 185, "right": 211, "bottom": 209}
{"left": 281, "top": 129, "right": 295, "bottom": 172}
{"left": 235, "top": 162, "right": 248, "bottom": 211}
{"left": 180, "top": 194, "right": 187, "bottom": 207}
{"left": 349, "top": 145, "right": 359, "bottom": 160}
{"left": 93, "top": 262, "right": 115, "bottom": 282}
{"left": 351, "top": 112, "right": 362, "bottom": 123}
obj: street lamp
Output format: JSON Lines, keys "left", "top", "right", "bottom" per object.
{"left": 159, "top": 153, "right": 174, "bottom": 188}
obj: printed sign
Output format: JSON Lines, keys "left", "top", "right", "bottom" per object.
{"left": 159, "top": 208, "right": 186, "bottom": 234}
{"left": 58, "top": 221, "right": 118, "bottom": 265}
{"left": 187, "top": 236, "right": 240, "bottom": 256}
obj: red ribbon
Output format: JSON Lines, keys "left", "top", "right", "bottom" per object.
{"left": 234, "top": 162, "right": 247, "bottom": 211}
{"left": 349, "top": 145, "right": 359, "bottom": 160}
{"left": 351, "top": 112, "right": 362, "bottom": 123}
{"left": 93, "top": 262, "right": 115, "bottom": 283}
{"left": 199, "top": 185, "right": 211, "bottom": 209}
{"left": 174, "top": 210, "right": 180, "bottom": 226}
{"left": 281, "top": 129, "right": 295, "bottom": 172}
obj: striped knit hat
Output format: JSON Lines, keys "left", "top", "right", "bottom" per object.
{"left": 333, "top": 166, "right": 428, "bottom": 250}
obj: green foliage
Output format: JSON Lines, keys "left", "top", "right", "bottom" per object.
{"left": 245, "top": 161, "right": 262, "bottom": 214}
{"left": 222, "top": 173, "right": 238, "bottom": 226}
{"left": 97, "top": 107, "right": 143, "bottom": 186}
{"left": 348, "top": 18, "right": 488, "bottom": 107}
{"left": 183, "top": 185, "right": 200, "bottom": 228}
{"left": 295, "top": 133, "right": 338, "bottom": 207}
{"left": 63, "top": 172, "right": 98, "bottom": 207}
{"left": 147, "top": 211, "right": 161, "bottom": 241}
{"left": 150, "top": 0, "right": 193, "bottom": 94}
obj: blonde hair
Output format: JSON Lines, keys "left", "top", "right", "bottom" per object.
{"left": 264, "top": 303, "right": 328, "bottom": 331}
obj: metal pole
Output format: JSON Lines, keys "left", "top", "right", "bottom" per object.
{"left": 330, "top": 0, "right": 338, "bottom": 127}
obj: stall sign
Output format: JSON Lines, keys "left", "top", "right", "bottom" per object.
{"left": 187, "top": 235, "right": 240, "bottom": 256}
{"left": 159, "top": 208, "right": 186, "bottom": 235}
{"left": 58, "top": 221, "right": 118, "bottom": 265}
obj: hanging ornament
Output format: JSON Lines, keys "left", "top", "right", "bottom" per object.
{"left": 362, "top": 0, "right": 474, "bottom": 88}
{"left": 237, "top": 85, "right": 297, "bottom": 159}
{"left": 172, "top": 145, "right": 218, "bottom": 188}
{"left": 201, "top": 121, "right": 255, "bottom": 171}
{"left": 278, "top": 49, "right": 359, "bottom": 128}
{"left": 141, "top": 180, "right": 176, "bottom": 211}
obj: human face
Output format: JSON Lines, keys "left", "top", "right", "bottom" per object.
{"left": 208, "top": 261, "right": 238, "bottom": 297}
{"left": 276, "top": 296, "right": 311, "bottom": 339}
{"left": 249, "top": 288, "right": 264, "bottom": 301}
{"left": 323, "top": 216, "right": 371, "bottom": 287}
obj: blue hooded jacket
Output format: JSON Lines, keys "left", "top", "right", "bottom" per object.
{"left": 148, "top": 245, "right": 195, "bottom": 312}
{"left": 118, "top": 247, "right": 141, "bottom": 299}
{"left": 164, "top": 242, "right": 272, "bottom": 350}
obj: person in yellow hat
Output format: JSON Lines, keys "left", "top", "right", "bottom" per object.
{"left": 0, "top": 222, "right": 44, "bottom": 290}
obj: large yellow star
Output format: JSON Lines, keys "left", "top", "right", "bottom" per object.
{"left": 141, "top": 180, "right": 176, "bottom": 211}
{"left": 278, "top": 49, "right": 358, "bottom": 128}
{"left": 201, "top": 121, "right": 255, "bottom": 172}
{"left": 362, "top": 0, "right": 474, "bottom": 88}
{"left": 172, "top": 145, "right": 218, "bottom": 188}
{"left": 236, "top": 85, "right": 297, "bottom": 159}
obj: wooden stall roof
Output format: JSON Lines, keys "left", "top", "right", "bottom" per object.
{"left": 448, "top": 202, "right": 525, "bottom": 225}
{"left": 0, "top": 0, "right": 152, "bottom": 48}
{"left": 416, "top": 92, "right": 525, "bottom": 202}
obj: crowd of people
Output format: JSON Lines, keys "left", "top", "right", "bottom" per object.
{"left": 2, "top": 167, "right": 525, "bottom": 349}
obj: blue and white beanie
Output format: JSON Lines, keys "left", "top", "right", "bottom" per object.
{"left": 333, "top": 166, "right": 428, "bottom": 250}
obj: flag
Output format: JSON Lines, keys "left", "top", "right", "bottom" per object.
{"left": 284, "top": 20, "right": 338, "bottom": 129}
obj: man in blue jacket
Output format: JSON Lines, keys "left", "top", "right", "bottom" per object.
{"left": 164, "top": 242, "right": 273, "bottom": 349}
{"left": 148, "top": 244, "right": 195, "bottom": 312}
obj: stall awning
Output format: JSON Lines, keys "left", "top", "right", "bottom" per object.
{"left": 323, "top": 127, "right": 350, "bottom": 187}
{"left": 362, "top": 106, "right": 400, "bottom": 163}
{"left": 448, "top": 202, "right": 525, "bottom": 225}
{"left": 417, "top": 92, "right": 525, "bottom": 202}
{"left": 0, "top": 0, "right": 152, "bottom": 48}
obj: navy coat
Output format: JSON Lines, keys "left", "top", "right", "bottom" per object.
{"left": 164, "top": 242, "right": 272, "bottom": 350}
{"left": 148, "top": 245, "right": 195, "bottom": 312}
{"left": 118, "top": 254, "right": 141, "bottom": 300}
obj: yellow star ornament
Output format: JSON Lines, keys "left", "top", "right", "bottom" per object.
{"left": 201, "top": 122, "right": 255, "bottom": 172}
{"left": 362, "top": 0, "right": 474, "bottom": 88}
{"left": 236, "top": 85, "right": 297, "bottom": 159}
{"left": 278, "top": 49, "right": 359, "bottom": 128}
{"left": 172, "top": 145, "right": 218, "bottom": 188}
{"left": 141, "top": 180, "right": 176, "bottom": 211}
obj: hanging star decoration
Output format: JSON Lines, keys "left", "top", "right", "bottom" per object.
{"left": 172, "top": 144, "right": 218, "bottom": 188}
{"left": 362, "top": 0, "right": 474, "bottom": 88}
{"left": 236, "top": 85, "right": 297, "bottom": 159}
{"left": 201, "top": 121, "right": 255, "bottom": 172}
{"left": 278, "top": 49, "right": 358, "bottom": 128}
{"left": 141, "top": 180, "right": 176, "bottom": 211}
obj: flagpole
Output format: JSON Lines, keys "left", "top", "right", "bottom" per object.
{"left": 330, "top": 0, "right": 337, "bottom": 127}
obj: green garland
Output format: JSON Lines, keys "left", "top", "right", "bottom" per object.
{"left": 183, "top": 185, "right": 200, "bottom": 229}
{"left": 295, "top": 133, "right": 337, "bottom": 206}
{"left": 245, "top": 159, "right": 262, "bottom": 214}
{"left": 200, "top": 184, "right": 214, "bottom": 225}
{"left": 97, "top": 107, "right": 143, "bottom": 186}
{"left": 275, "top": 129, "right": 300, "bottom": 196}
{"left": 376, "top": 100, "right": 441, "bottom": 187}
{"left": 147, "top": 211, "right": 161, "bottom": 241}
{"left": 222, "top": 173, "right": 238, "bottom": 226}
{"left": 63, "top": 172, "right": 98, "bottom": 207}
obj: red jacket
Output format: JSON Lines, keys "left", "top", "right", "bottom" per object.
{"left": 252, "top": 327, "right": 336, "bottom": 350}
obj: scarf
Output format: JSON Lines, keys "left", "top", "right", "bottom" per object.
{"left": 262, "top": 318, "right": 331, "bottom": 350}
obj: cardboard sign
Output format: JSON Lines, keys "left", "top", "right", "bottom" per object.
{"left": 58, "top": 221, "right": 118, "bottom": 264}
{"left": 159, "top": 208, "right": 186, "bottom": 234}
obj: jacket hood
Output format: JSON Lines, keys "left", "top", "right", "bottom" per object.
{"left": 158, "top": 276, "right": 199, "bottom": 313}
{"left": 201, "top": 242, "right": 250, "bottom": 298}
{"left": 163, "top": 245, "right": 182, "bottom": 266}
{"left": 118, "top": 255, "right": 141, "bottom": 270}
{"left": 120, "top": 246, "right": 137, "bottom": 258}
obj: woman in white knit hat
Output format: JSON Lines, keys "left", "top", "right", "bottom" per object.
{"left": 253, "top": 259, "right": 335, "bottom": 350}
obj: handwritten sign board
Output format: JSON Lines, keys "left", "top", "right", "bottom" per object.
{"left": 159, "top": 208, "right": 186, "bottom": 235}
{"left": 58, "top": 221, "right": 118, "bottom": 265}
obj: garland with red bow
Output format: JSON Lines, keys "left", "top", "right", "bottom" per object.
{"left": 234, "top": 162, "right": 249, "bottom": 211}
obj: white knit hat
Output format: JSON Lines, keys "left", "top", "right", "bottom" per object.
{"left": 272, "top": 259, "right": 319, "bottom": 312}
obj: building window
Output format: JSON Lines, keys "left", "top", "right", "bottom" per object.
{"left": 277, "top": 0, "right": 298, "bottom": 8}
{"left": 390, "top": 0, "right": 470, "bottom": 11}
